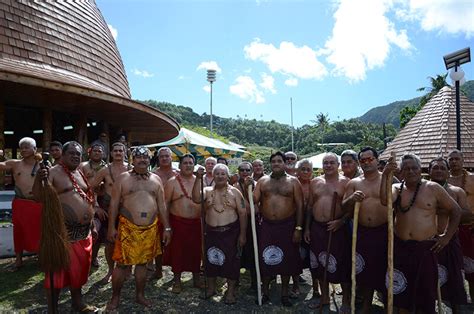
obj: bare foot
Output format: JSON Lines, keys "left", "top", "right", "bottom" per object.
{"left": 148, "top": 271, "right": 163, "bottom": 280}
{"left": 136, "top": 295, "right": 152, "bottom": 308}
{"left": 171, "top": 281, "right": 182, "bottom": 294}
{"left": 105, "top": 296, "right": 120, "bottom": 312}
{"left": 193, "top": 278, "right": 204, "bottom": 289}
{"left": 98, "top": 272, "right": 113, "bottom": 285}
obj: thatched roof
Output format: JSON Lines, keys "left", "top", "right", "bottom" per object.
{"left": 0, "top": 0, "right": 178, "bottom": 145}
{"left": 380, "top": 86, "right": 474, "bottom": 168}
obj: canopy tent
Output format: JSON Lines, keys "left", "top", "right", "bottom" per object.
{"left": 307, "top": 152, "right": 341, "bottom": 169}
{"left": 145, "top": 127, "right": 247, "bottom": 159}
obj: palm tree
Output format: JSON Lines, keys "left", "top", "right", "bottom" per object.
{"left": 312, "top": 112, "right": 330, "bottom": 144}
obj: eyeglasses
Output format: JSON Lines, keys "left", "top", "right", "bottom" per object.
{"left": 359, "top": 156, "right": 376, "bottom": 164}
{"left": 239, "top": 168, "right": 251, "bottom": 172}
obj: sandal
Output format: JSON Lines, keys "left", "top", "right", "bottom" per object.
{"left": 281, "top": 296, "right": 293, "bottom": 307}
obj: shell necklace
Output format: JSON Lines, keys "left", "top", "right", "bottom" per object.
{"left": 209, "top": 186, "right": 232, "bottom": 213}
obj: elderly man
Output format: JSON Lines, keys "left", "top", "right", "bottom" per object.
{"left": 0, "top": 137, "right": 42, "bottom": 271}
{"left": 429, "top": 157, "right": 471, "bottom": 311}
{"left": 90, "top": 142, "right": 131, "bottom": 284}
{"left": 447, "top": 149, "right": 474, "bottom": 301}
{"left": 284, "top": 151, "right": 298, "bottom": 177}
{"left": 340, "top": 149, "right": 360, "bottom": 179}
{"left": 203, "top": 157, "right": 216, "bottom": 187}
{"left": 342, "top": 147, "right": 389, "bottom": 313}
{"left": 252, "top": 159, "right": 265, "bottom": 181}
{"left": 304, "top": 153, "right": 351, "bottom": 310}
{"left": 49, "top": 141, "right": 63, "bottom": 166}
{"left": 106, "top": 146, "right": 171, "bottom": 310}
{"left": 381, "top": 153, "right": 461, "bottom": 314}
{"left": 162, "top": 154, "right": 203, "bottom": 293}
{"left": 33, "top": 141, "right": 98, "bottom": 312}
{"left": 193, "top": 163, "right": 247, "bottom": 304}
{"left": 249, "top": 151, "right": 303, "bottom": 306}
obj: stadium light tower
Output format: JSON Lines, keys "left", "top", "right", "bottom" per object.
{"left": 206, "top": 69, "right": 217, "bottom": 137}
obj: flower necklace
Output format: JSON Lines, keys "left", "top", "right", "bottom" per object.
{"left": 450, "top": 169, "right": 468, "bottom": 190}
{"left": 131, "top": 168, "right": 150, "bottom": 180}
{"left": 88, "top": 160, "right": 107, "bottom": 174}
{"left": 60, "top": 162, "right": 94, "bottom": 204}
{"left": 209, "top": 186, "right": 232, "bottom": 213}
{"left": 396, "top": 180, "right": 422, "bottom": 213}
{"left": 176, "top": 174, "right": 192, "bottom": 200}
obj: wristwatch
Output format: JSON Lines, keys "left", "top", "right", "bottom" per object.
{"left": 295, "top": 226, "right": 303, "bottom": 231}
{"left": 164, "top": 227, "right": 172, "bottom": 232}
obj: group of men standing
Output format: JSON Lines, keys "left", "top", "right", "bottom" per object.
{"left": 2, "top": 136, "right": 474, "bottom": 313}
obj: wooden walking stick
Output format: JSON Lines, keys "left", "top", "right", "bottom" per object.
{"left": 437, "top": 280, "right": 444, "bottom": 314}
{"left": 38, "top": 153, "right": 70, "bottom": 314}
{"left": 351, "top": 201, "right": 361, "bottom": 314}
{"left": 320, "top": 191, "right": 338, "bottom": 314}
{"left": 248, "top": 185, "right": 263, "bottom": 306}
{"left": 387, "top": 152, "right": 396, "bottom": 314}
{"left": 200, "top": 175, "right": 209, "bottom": 298}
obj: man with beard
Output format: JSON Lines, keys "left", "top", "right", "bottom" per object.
{"left": 447, "top": 149, "right": 474, "bottom": 302}
{"left": 342, "top": 147, "right": 389, "bottom": 313}
{"left": 429, "top": 157, "right": 472, "bottom": 311}
{"left": 305, "top": 153, "right": 351, "bottom": 311}
{"left": 91, "top": 142, "right": 131, "bottom": 284}
{"left": 340, "top": 150, "right": 361, "bottom": 179}
{"left": 203, "top": 157, "right": 216, "bottom": 187}
{"left": 193, "top": 163, "right": 247, "bottom": 304}
{"left": 381, "top": 153, "right": 461, "bottom": 313}
{"left": 33, "top": 141, "right": 98, "bottom": 312}
{"left": 0, "top": 137, "right": 42, "bottom": 271}
{"left": 284, "top": 151, "right": 298, "bottom": 177}
{"left": 151, "top": 146, "right": 178, "bottom": 280}
{"left": 162, "top": 154, "right": 203, "bottom": 293}
{"left": 249, "top": 151, "right": 303, "bottom": 307}
{"left": 106, "top": 146, "right": 171, "bottom": 310}
{"left": 252, "top": 159, "right": 265, "bottom": 181}
{"left": 49, "top": 141, "right": 63, "bottom": 166}
{"left": 79, "top": 143, "right": 107, "bottom": 268}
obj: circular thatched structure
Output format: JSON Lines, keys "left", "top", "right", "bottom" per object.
{"left": 0, "top": 0, "right": 179, "bottom": 152}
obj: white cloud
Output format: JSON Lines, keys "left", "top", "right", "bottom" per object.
{"left": 229, "top": 76, "right": 265, "bottom": 104}
{"left": 132, "top": 68, "right": 154, "bottom": 78}
{"left": 402, "top": 0, "right": 474, "bottom": 37}
{"left": 244, "top": 39, "right": 327, "bottom": 80}
{"left": 108, "top": 24, "right": 118, "bottom": 40}
{"left": 285, "top": 77, "right": 298, "bottom": 87}
{"left": 203, "top": 85, "right": 211, "bottom": 93}
{"left": 259, "top": 73, "right": 276, "bottom": 94}
{"left": 323, "top": 0, "right": 412, "bottom": 81}
{"left": 196, "top": 61, "right": 222, "bottom": 73}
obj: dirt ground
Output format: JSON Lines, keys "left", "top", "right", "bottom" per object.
{"left": 0, "top": 252, "right": 473, "bottom": 313}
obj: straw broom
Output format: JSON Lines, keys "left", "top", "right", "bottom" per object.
{"left": 350, "top": 202, "right": 361, "bottom": 314}
{"left": 37, "top": 153, "right": 70, "bottom": 314}
{"left": 387, "top": 152, "right": 395, "bottom": 314}
{"left": 248, "top": 185, "right": 262, "bottom": 306}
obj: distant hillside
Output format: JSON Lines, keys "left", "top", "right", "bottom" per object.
{"left": 358, "top": 80, "right": 474, "bottom": 128}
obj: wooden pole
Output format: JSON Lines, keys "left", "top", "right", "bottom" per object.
{"left": 351, "top": 202, "right": 361, "bottom": 314}
{"left": 200, "top": 176, "right": 208, "bottom": 298}
{"left": 387, "top": 152, "right": 395, "bottom": 314}
{"left": 248, "top": 185, "right": 262, "bottom": 305}
{"left": 437, "top": 280, "right": 443, "bottom": 314}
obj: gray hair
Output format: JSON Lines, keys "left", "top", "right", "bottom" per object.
{"left": 158, "top": 147, "right": 172, "bottom": 156}
{"left": 296, "top": 158, "right": 313, "bottom": 169}
{"left": 19, "top": 137, "right": 36, "bottom": 148}
{"left": 205, "top": 157, "right": 217, "bottom": 164}
{"left": 341, "top": 149, "right": 358, "bottom": 161}
{"left": 323, "top": 152, "right": 339, "bottom": 163}
{"left": 400, "top": 153, "right": 422, "bottom": 169}
{"left": 212, "top": 163, "right": 230, "bottom": 177}
{"left": 239, "top": 161, "right": 253, "bottom": 171}
{"left": 252, "top": 159, "right": 263, "bottom": 166}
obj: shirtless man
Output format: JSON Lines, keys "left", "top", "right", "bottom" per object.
{"left": 252, "top": 159, "right": 265, "bottom": 181}
{"left": 106, "top": 146, "right": 171, "bottom": 310}
{"left": 340, "top": 149, "right": 360, "bottom": 179}
{"left": 79, "top": 143, "right": 107, "bottom": 268}
{"left": 162, "top": 154, "right": 202, "bottom": 293}
{"left": 447, "top": 149, "right": 474, "bottom": 301}
{"left": 203, "top": 157, "right": 216, "bottom": 187}
{"left": 304, "top": 153, "right": 350, "bottom": 311}
{"left": 0, "top": 137, "right": 42, "bottom": 270}
{"left": 284, "top": 151, "right": 298, "bottom": 177}
{"left": 193, "top": 164, "right": 247, "bottom": 304}
{"left": 381, "top": 153, "right": 461, "bottom": 313}
{"left": 430, "top": 157, "right": 471, "bottom": 311}
{"left": 249, "top": 151, "right": 303, "bottom": 306}
{"left": 49, "top": 141, "right": 63, "bottom": 166}
{"left": 151, "top": 147, "right": 178, "bottom": 279}
{"left": 33, "top": 141, "right": 97, "bottom": 312}
{"left": 342, "top": 147, "right": 389, "bottom": 313}
{"left": 91, "top": 142, "right": 131, "bottom": 284}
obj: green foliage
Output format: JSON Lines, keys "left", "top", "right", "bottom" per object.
{"left": 399, "top": 104, "right": 421, "bottom": 128}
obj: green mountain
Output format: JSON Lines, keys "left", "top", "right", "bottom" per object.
{"left": 358, "top": 80, "right": 474, "bottom": 128}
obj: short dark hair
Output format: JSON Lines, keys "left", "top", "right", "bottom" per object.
{"left": 358, "top": 146, "right": 378, "bottom": 160}
{"left": 49, "top": 141, "right": 63, "bottom": 149}
{"left": 429, "top": 157, "right": 449, "bottom": 172}
{"left": 217, "top": 157, "right": 228, "bottom": 165}
{"left": 270, "top": 151, "right": 286, "bottom": 163}
{"left": 179, "top": 154, "right": 195, "bottom": 164}
{"left": 62, "top": 141, "right": 83, "bottom": 154}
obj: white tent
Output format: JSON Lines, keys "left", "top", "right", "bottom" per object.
{"left": 307, "top": 152, "right": 341, "bottom": 169}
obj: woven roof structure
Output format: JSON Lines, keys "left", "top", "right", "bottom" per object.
{"left": 380, "top": 86, "right": 474, "bottom": 168}
{"left": 0, "top": 0, "right": 179, "bottom": 145}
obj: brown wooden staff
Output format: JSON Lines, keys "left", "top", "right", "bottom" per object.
{"left": 248, "top": 185, "right": 262, "bottom": 306}
{"left": 350, "top": 201, "right": 361, "bottom": 314}
{"left": 386, "top": 152, "right": 396, "bottom": 314}
{"left": 38, "top": 153, "right": 69, "bottom": 314}
{"left": 200, "top": 175, "right": 208, "bottom": 299}
{"left": 320, "top": 191, "right": 338, "bottom": 314}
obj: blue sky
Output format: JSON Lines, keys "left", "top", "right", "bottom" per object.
{"left": 97, "top": 0, "right": 473, "bottom": 127}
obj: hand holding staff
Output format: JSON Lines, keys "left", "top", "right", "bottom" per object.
{"left": 248, "top": 185, "right": 262, "bottom": 306}
{"left": 351, "top": 201, "right": 361, "bottom": 314}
